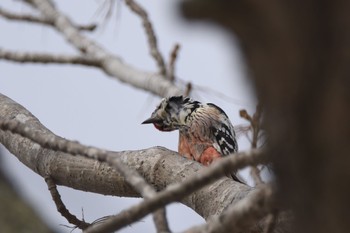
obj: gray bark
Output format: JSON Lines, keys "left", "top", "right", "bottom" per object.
{"left": 0, "top": 93, "right": 251, "bottom": 221}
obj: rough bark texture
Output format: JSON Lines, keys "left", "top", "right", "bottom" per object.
{"left": 181, "top": 1, "right": 350, "bottom": 233}
{"left": 0, "top": 93, "right": 251, "bottom": 221}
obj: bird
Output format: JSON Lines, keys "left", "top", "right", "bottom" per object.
{"left": 142, "top": 95, "right": 243, "bottom": 183}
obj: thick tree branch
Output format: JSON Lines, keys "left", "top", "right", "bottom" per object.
{"left": 20, "top": 0, "right": 181, "bottom": 98}
{"left": 0, "top": 6, "right": 97, "bottom": 31}
{"left": 84, "top": 147, "right": 264, "bottom": 233}
{"left": 0, "top": 93, "right": 267, "bottom": 233}
{"left": 0, "top": 48, "right": 101, "bottom": 66}
{"left": 0, "top": 91, "right": 171, "bottom": 231}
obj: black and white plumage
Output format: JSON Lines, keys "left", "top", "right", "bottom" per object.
{"left": 142, "top": 96, "right": 242, "bottom": 183}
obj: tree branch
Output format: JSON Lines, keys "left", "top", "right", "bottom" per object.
{"left": 240, "top": 106, "right": 264, "bottom": 185}
{"left": 20, "top": 0, "right": 181, "bottom": 98}
{"left": 0, "top": 93, "right": 265, "bottom": 232}
{"left": 124, "top": 0, "right": 167, "bottom": 76}
{"left": 0, "top": 6, "right": 97, "bottom": 31}
{"left": 0, "top": 48, "right": 101, "bottom": 66}
{"left": 168, "top": 43, "right": 180, "bottom": 81}
{"left": 83, "top": 148, "right": 265, "bottom": 233}
{"left": 0, "top": 91, "right": 171, "bottom": 231}
{"left": 184, "top": 185, "right": 275, "bottom": 233}
{"left": 45, "top": 176, "right": 91, "bottom": 230}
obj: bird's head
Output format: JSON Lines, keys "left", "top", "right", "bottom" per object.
{"left": 142, "top": 96, "right": 199, "bottom": 131}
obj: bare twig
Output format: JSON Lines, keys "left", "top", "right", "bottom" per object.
{"left": 0, "top": 6, "right": 97, "bottom": 31}
{"left": 240, "top": 104, "right": 264, "bottom": 185}
{"left": 0, "top": 48, "right": 101, "bottom": 66}
{"left": 0, "top": 6, "right": 51, "bottom": 24}
{"left": 184, "top": 82, "right": 192, "bottom": 96}
{"left": 125, "top": 0, "right": 167, "bottom": 76}
{"left": 125, "top": 0, "right": 166, "bottom": 76}
{"left": 21, "top": 0, "right": 181, "bottom": 98}
{"left": 45, "top": 176, "right": 91, "bottom": 230}
{"left": 168, "top": 43, "right": 180, "bottom": 81}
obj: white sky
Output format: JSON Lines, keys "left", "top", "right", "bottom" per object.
{"left": 0, "top": 1, "right": 257, "bottom": 232}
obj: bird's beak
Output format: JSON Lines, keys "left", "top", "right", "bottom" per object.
{"left": 141, "top": 117, "right": 163, "bottom": 124}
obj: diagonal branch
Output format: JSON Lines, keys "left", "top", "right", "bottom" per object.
{"left": 0, "top": 96, "right": 170, "bottom": 231}
{"left": 0, "top": 48, "right": 101, "bottom": 66}
{"left": 0, "top": 93, "right": 257, "bottom": 231}
{"left": 0, "top": 6, "right": 97, "bottom": 31}
{"left": 0, "top": 93, "right": 264, "bottom": 233}
{"left": 168, "top": 43, "right": 181, "bottom": 81}
{"left": 125, "top": 0, "right": 167, "bottom": 76}
{"left": 45, "top": 176, "right": 91, "bottom": 230}
{"left": 183, "top": 185, "right": 275, "bottom": 233}
{"left": 0, "top": 113, "right": 263, "bottom": 233}
{"left": 84, "top": 148, "right": 265, "bottom": 233}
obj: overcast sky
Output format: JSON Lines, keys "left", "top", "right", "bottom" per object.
{"left": 0, "top": 1, "right": 257, "bottom": 232}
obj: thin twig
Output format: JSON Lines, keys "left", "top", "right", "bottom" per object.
{"left": 45, "top": 176, "right": 91, "bottom": 230}
{"left": 0, "top": 48, "right": 101, "bottom": 66}
{"left": 124, "top": 0, "right": 167, "bottom": 76}
{"left": 184, "top": 82, "right": 192, "bottom": 96}
{"left": 0, "top": 7, "right": 97, "bottom": 31}
{"left": 24, "top": 0, "right": 182, "bottom": 98}
{"left": 168, "top": 43, "right": 180, "bottom": 81}
{"left": 240, "top": 104, "right": 264, "bottom": 185}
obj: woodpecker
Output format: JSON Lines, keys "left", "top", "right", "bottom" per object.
{"left": 142, "top": 96, "right": 243, "bottom": 183}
